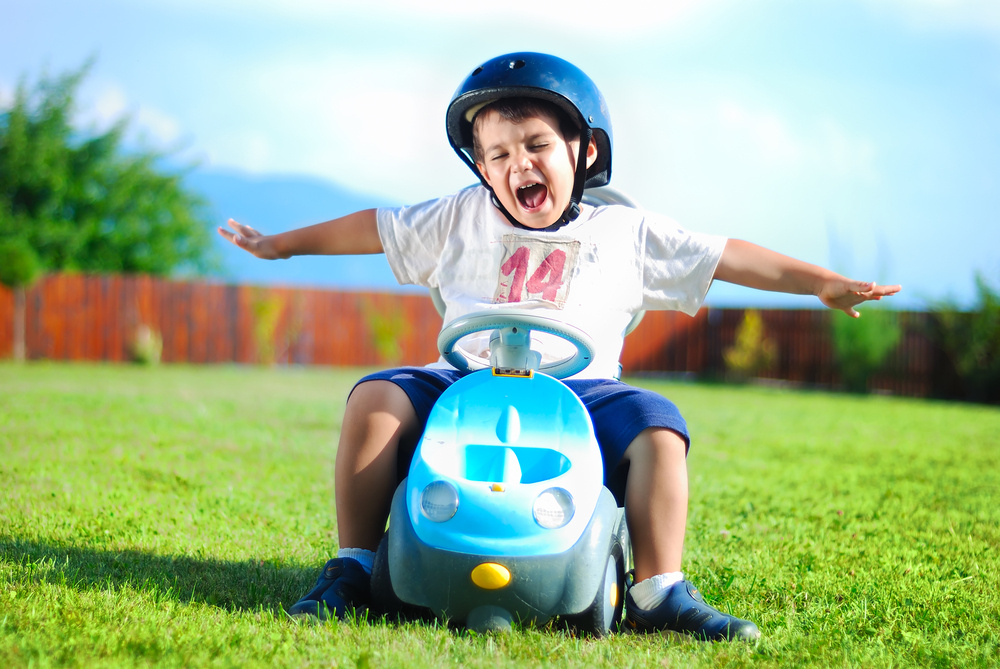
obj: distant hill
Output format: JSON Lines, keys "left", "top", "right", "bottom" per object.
{"left": 186, "top": 169, "right": 412, "bottom": 291}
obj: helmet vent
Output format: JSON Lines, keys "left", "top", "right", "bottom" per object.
{"left": 472, "top": 67, "right": 484, "bottom": 76}
{"left": 508, "top": 59, "right": 526, "bottom": 70}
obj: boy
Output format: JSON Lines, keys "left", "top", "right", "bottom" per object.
{"left": 219, "top": 52, "right": 900, "bottom": 641}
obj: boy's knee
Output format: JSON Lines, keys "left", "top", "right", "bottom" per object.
{"left": 348, "top": 379, "right": 412, "bottom": 414}
{"left": 624, "top": 427, "right": 688, "bottom": 464}
{"left": 344, "top": 380, "right": 421, "bottom": 442}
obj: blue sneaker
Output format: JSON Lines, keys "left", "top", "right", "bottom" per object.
{"left": 624, "top": 580, "right": 760, "bottom": 641}
{"left": 287, "top": 558, "right": 371, "bottom": 621}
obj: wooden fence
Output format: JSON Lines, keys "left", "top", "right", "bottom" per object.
{"left": 0, "top": 274, "right": 944, "bottom": 397}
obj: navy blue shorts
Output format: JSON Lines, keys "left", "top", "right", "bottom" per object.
{"left": 350, "top": 367, "right": 689, "bottom": 493}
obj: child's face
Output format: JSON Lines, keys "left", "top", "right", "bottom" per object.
{"left": 475, "top": 109, "right": 597, "bottom": 229}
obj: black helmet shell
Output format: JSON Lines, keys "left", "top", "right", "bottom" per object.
{"left": 447, "top": 52, "right": 613, "bottom": 189}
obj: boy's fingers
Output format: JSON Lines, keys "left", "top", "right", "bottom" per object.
{"left": 852, "top": 281, "right": 903, "bottom": 299}
{"left": 217, "top": 226, "right": 245, "bottom": 246}
{"left": 227, "top": 218, "right": 259, "bottom": 237}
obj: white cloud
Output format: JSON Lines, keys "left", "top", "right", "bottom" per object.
{"left": 200, "top": 53, "right": 471, "bottom": 201}
{"left": 713, "top": 102, "right": 880, "bottom": 182}
{"left": 207, "top": 130, "right": 273, "bottom": 174}
{"left": 818, "top": 120, "right": 879, "bottom": 183}
{"left": 606, "top": 84, "right": 884, "bottom": 227}
{"left": 133, "top": 106, "right": 184, "bottom": 147}
{"left": 78, "top": 81, "right": 184, "bottom": 148}
{"left": 718, "top": 102, "right": 803, "bottom": 167}
{"left": 136, "top": 0, "right": 721, "bottom": 36}
{"left": 88, "top": 84, "right": 129, "bottom": 125}
{"left": 864, "top": 0, "right": 1000, "bottom": 37}
{"left": 0, "top": 81, "right": 13, "bottom": 109}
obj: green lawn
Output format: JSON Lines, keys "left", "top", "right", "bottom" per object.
{"left": 1, "top": 363, "right": 998, "bottom": 668}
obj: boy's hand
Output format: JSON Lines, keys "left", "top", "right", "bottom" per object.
{"left": 217, "top": 219, "right": 287, "bottom": 260}
{"left": 715, "top": 240, "right": 902, "bottom": 317}
{"left": 819, "top": 280, "right": 902, "bottom": 318}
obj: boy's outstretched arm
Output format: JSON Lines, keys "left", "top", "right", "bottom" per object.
{"left": 217, "top": 209, "right": 383, "bottom": 259}
{"left": 714, "top": 239, "right": 901, "bottom": 318}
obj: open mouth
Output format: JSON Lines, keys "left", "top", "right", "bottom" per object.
{"left": 516, "top": 183, "right": 548, "bottom": 211}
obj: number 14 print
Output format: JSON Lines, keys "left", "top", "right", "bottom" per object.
{"left": 493, "top": 236, "right": 580, "bottom": 307}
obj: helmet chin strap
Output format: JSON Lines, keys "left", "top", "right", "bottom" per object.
{"left": 490, "top": 128, "right": 593, "bottom": 233}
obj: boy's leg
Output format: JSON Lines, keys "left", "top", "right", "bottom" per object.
{"left": 622, "top": 427, "right": 688, "bottom": 580}
{"left": 621, "top": 426, "right": 759, "bottom": 641}
{"left": 290, "top": 379, "right": 420, "bottom": 620}
{"left": 335, "top": 380, "right": 421, "bottom": 552}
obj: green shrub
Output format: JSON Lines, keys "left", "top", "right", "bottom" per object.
{"left": 0, "top": 236, "right": 43, "bottom": 289}
{"left": 129, "top": 324, "right": 163, "bottom": 365}
{"left": 361, "top": 297, "right": 410, "bottom": 365}
{"left": 831, "top": 305, "right": 901, "bottom": 393}
{"left": 251, "top": 289, "right": 284, "bottom": 366}
{"left": 724, "top": 309, "right": 777, "bottom": 381}
{"left": 931, "top": 272, "right": 1000, "bottom": 403}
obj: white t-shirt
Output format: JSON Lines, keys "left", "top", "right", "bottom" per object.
{"left": 377, "top": 186, "right": 726, "bottom": 380}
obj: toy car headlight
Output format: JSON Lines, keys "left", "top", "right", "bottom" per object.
{"left": 420, "top": 480, "right": 459, "bottom": 522}
{"left": 532, "top": 487, "right": 575, "bottom": 529}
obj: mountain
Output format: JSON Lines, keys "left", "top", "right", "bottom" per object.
{"left": 186, "top": 169, "right": 411, "bottom": 291}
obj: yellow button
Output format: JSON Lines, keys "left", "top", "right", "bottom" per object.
{"left": 491, "top": 483, "right": 505, "bottom": 492}
{"left": 471, "top": 563, "right": 511, "bottom": 590}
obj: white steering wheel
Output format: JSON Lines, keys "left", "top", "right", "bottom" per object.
{"left": 438, "top": 309, "right": 596, "bottom": 379}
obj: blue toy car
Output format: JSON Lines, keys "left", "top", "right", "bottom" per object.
{"left": 370, "top": 308, "right": 633, "bottom": 636}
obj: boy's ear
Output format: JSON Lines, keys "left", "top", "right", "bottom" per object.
{"left": 476, "top": 162, "right": 493, "bottom": 187}
{"left": 585, "top": 135, "right": 599, "bottom": 170}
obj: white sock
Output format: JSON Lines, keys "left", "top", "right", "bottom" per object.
{"left": 629, "top": 571, "right": 684, "bottom": 610}
{"left": 337, "top": 547, "right": 375, "bottom": 574}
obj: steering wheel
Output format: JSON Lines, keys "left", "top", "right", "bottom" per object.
{"left": 437, "top": 309, "right": 596, "bottom": 379}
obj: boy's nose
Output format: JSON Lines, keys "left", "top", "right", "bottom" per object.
{"left": 512, "top": 153, "right": 532, "bottom": 172}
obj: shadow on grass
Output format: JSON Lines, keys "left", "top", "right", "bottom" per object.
{"left": 1, "top": 535, "right": 320, "bottom": 614}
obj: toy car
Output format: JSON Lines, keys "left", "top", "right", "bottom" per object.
{"left": 370, "top": 308, "right": 632, "bottom": 636}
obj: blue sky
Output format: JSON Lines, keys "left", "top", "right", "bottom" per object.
{"left": 3, "top": 0, "right": 999, "bottom": 309}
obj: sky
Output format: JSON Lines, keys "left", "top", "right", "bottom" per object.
{"left": 3, "top": 0, "right": 999, "bottom": 309}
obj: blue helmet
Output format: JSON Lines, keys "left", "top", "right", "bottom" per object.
{"left": 446, "top": 52, "right": 613, "bottom": 226}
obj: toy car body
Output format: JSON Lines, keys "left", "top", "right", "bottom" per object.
{"left": 371, "top": 310, "right": 632, "bottom": 635}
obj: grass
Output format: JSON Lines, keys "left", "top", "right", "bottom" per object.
{"left": 1, "top": 362, "right": 999, "bottom": 668}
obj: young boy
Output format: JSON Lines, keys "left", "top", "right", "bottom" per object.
{"left": 219, "top": 52, "right": 900, "bottom": 641}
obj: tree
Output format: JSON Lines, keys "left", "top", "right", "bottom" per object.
{"left": 0, "top": 63, "right": 215, "bottom": 359}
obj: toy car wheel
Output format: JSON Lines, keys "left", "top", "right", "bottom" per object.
{"left": 369, "top": 533, "right": 403, "bottom": 618}
{"left": 562, "top": 542, "right": 626, "bottom": 637}
{"left": 370, "top": 533, "right": 435, "bottom": 622}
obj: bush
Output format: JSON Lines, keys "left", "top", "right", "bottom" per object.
{"left": 251, "top": 289, "right": 284, "bottom": 366}
{"left": 361, "top": 297, "right": 410, "bottom": 366}
{"left": 129, "top": 324, "right": 163, "bottom": 365}
{"left": 724, "top": 310, "right": 776, "bottom": 382}
{"left": 0, "top": 236, "right": 43, "bottom": 289}
{"left": 930, "top": 272, "right": 1000, "bottom": 403}
{"left": 831, "top": 305, "right": 902, "bottom": 393}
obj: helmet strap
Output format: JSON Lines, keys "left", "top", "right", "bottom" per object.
{"left": 563, "top": 127, "right": 592, "bottom": 223}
